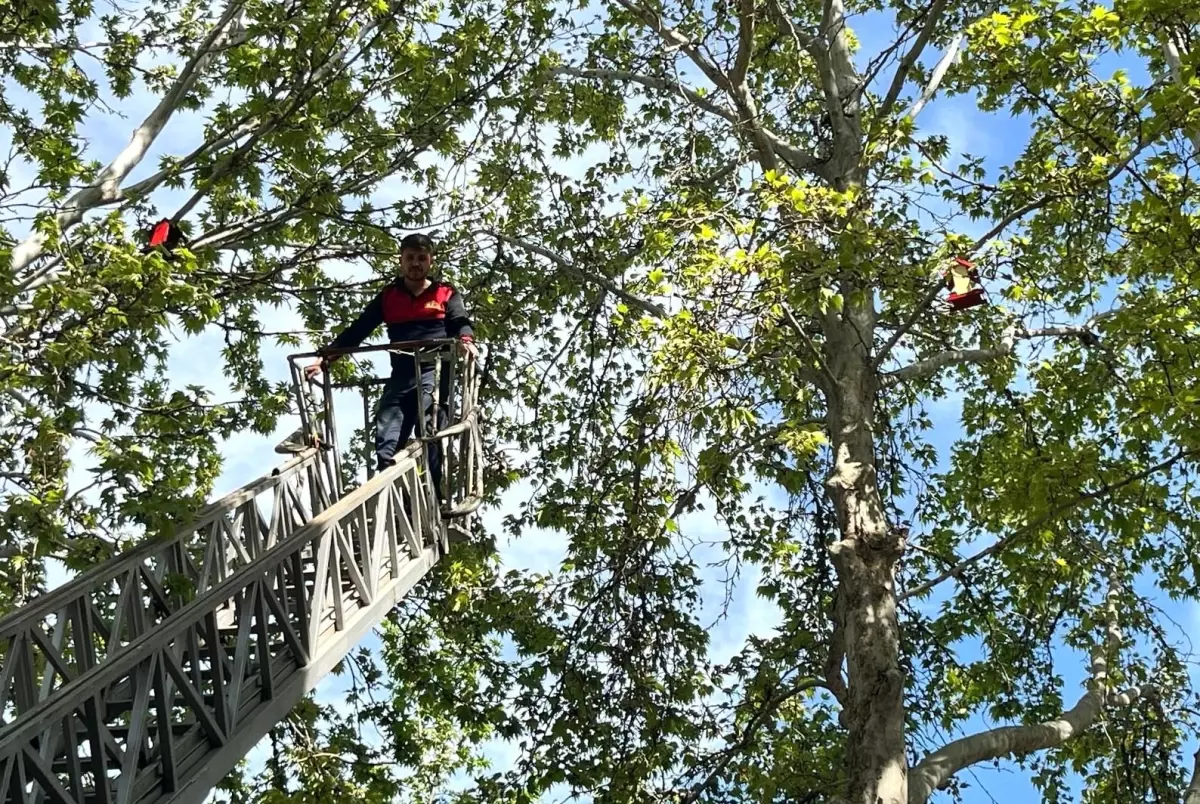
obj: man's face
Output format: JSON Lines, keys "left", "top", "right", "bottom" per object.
{"left": 400, "top": 247, "right": 432, "bottom": 281}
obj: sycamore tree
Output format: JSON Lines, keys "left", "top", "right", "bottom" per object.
{"left": 363, "top": 0, "right": 1200, "bottom": 803}
{"left": 0, "top": 0, "right": 554, "bottom": 592}
{"left": 7, "top": 0, "right": 1200, "bottom": 802}
{"left": 0, "top": 0, "right": 558, "bottom": 794}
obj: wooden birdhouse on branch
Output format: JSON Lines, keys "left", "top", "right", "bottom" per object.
{"left": 944, "top": 256, "right": 986, "bottom": 310}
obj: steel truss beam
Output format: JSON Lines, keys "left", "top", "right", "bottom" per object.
{"left": 0, "top": 343, "right": 483, "bottom": 804}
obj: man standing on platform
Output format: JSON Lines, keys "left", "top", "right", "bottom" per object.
{"left": 304, "top": 233, "right": 477, "bottom": 487}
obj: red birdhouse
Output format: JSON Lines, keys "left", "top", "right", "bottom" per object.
{"left": 143, "top": 218, "right": 187, "bottom": 256}
{"left": 944, "top": 256, "right": 986, "bottom": 309}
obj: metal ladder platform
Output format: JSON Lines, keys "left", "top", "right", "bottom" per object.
{"left": 0, "top": 341, "right": 485, "bottom": 804}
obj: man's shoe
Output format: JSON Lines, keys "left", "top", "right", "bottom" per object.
{"left": 376, "top": 457, "right": 396, "bottom": 473}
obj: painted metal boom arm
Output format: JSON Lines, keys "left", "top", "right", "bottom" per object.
{"left": 0, "top": 341, "right": 482, "bottom": 804}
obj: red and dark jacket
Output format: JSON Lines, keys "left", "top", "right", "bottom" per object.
{"left": 326, "top": 280, "right": 474, "bottom": 377}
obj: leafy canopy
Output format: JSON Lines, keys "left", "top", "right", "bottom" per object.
{"left": 4, "top": 0, "right": 1200, "bottom": 802}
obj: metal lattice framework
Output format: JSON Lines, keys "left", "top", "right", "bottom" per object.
{"left": 0, "top": 341, "right": 483, "bottom": 804}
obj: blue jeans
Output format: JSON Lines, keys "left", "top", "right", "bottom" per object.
{"left": 375, "top": 370, "right": 447, "bottom": 496}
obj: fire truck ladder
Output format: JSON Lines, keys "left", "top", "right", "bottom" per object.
{"left": 0, "top": 340, "right": 484, "bottom": 804}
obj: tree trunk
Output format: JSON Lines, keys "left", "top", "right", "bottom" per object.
{"left": 823, "top": 307, "right": 908, "bottom": 804}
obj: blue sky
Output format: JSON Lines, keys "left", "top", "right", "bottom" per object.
{"left": 847, "top": 6, "right": 1200, "bottom": 803}
{"left": 4, "top": 1, "right": 1198, "bottom": 802}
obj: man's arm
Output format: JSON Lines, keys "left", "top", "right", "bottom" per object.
{"left": 444, "top": 286, "right": 474, "bottom": 342}
{"left": 326, "top": 292, "right": 385, "bottom": 352}
{"left": 306, "top": 292, "right": 385, "bottom": 379}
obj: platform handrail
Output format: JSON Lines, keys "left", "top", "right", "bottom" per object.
{"left": 0, "top": 438, "right": 448, "bottom": 804}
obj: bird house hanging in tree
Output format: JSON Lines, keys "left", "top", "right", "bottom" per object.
{"left": 143, "top": 218, "right": 187, "bottom": 258}
{"left": 943, "top": 256, "right": 986, "bottom": 310}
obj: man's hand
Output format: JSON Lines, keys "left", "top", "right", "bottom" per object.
{"left": 303, "top": 359, "right": 325, "bottom": 381}
{"left": 458, "top": 339, "right": 479, "bottom": 361}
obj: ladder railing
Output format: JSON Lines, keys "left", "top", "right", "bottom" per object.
{"left": 0, "top": 341, "right": 483, "bottom": 804}
{"left": 429, "top": 345, "right": 483, "bottom": 522}
{"left": 0, "top": 450, "right": 328, "bottom": 804}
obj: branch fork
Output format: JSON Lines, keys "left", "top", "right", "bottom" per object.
{"left": 880, "top": 313, "right": 1113, "bottom": 388}
{"left": 908, "top": 577, "right": 1156, "bottom": 803}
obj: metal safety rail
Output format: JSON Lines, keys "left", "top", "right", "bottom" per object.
{"left": 0, "top": 340, "right": 482, "bottom": 804}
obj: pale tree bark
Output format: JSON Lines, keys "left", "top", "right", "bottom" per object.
{"left": 880, "top": 1, "right": 1001, "bottom": 129}
{"left": 875, "top": 0, "right": 951, "bottom": 123}
{"left": 814, "top": 0, "right": 912, "bottom": 798}
{"left": 908, "top": 683, "right": 1155, "bottom": 803}
{"left": 5, "top": 0, "right": 246, "bottom": 295}
{"left": 1161, "top": 30, "right": 1200, "bottom": 154}
{"left": 1186, "top": 749, "right": 1200, "bottom": 804}
{"left": 904, "top": 32, "right": 964, "bottom": 122}
{"left": 908, "top": 582, "right": 1155, "bottom": 804}
{"left": 879, "top": 318, "right": 1112, "bottom": 388}
{"left": 727, "top": 0, "right": 777, "bottom": 173}
{"left": 812, "top": 0, "right": 863, "bottom": 189}
{"left": 823, "top": 310, "right": 908, "bottom": 804}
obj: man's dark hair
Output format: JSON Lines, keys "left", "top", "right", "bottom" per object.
{"left": 399, "top": 233, "right": 435, "bottom": 254}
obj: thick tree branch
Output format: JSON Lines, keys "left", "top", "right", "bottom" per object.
{"left": 810, "top": 0, "right": 862, "bottom": 183}
{"left": 905, "top": 32, "right": 963, "bottom": 121}
{"left": 553, "top": 65, "right": 733, "bottom": 119}
{"left": 877, "top": 0, "right": 950, "bottom": 123}
{"left": 819, "top": 0, "right": 857, "bottom": 99}
{"left": 6, "top": 0, "right": 246, "bottom": 289}
{"left": 881, "top": 333, "right": 1018, "bottom": 386}
{"left": 732, "top": 84, "right": 779, "bottom": 173}
{"left": 723, "top": 0, "right": 779, "bottom": 171}
{"left": 879, "top": 323, "right": 1108, "bottom": 387}
{"left": 731, "top": 0, "right": 755, "bottom": 87}
{"left": 1161, "top": 31, "right": 1200, "bottom": 153}
{"left": 824, "top": 582, "right": 849, "bottom": 707}
{"left": 908, "top": 695, "right": 1169, "bottom": 800}
{"left": 883, "top": 307, "right": 1122, "bottom": 387}
{"left": 610, "top": 0, "right": 732, "bottom": 93}
{"left": 607, "top": 0, "right": 787, "bottom": 174}
{"left": 909, "top": 582, "right": 1152, "bottom": 804}
{"left": 492, "top": 233, "right": 668, "bottom": 318}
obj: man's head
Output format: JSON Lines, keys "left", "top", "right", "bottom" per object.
{"left": 399, "top": 233, "right": 435, "bottom": 282}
